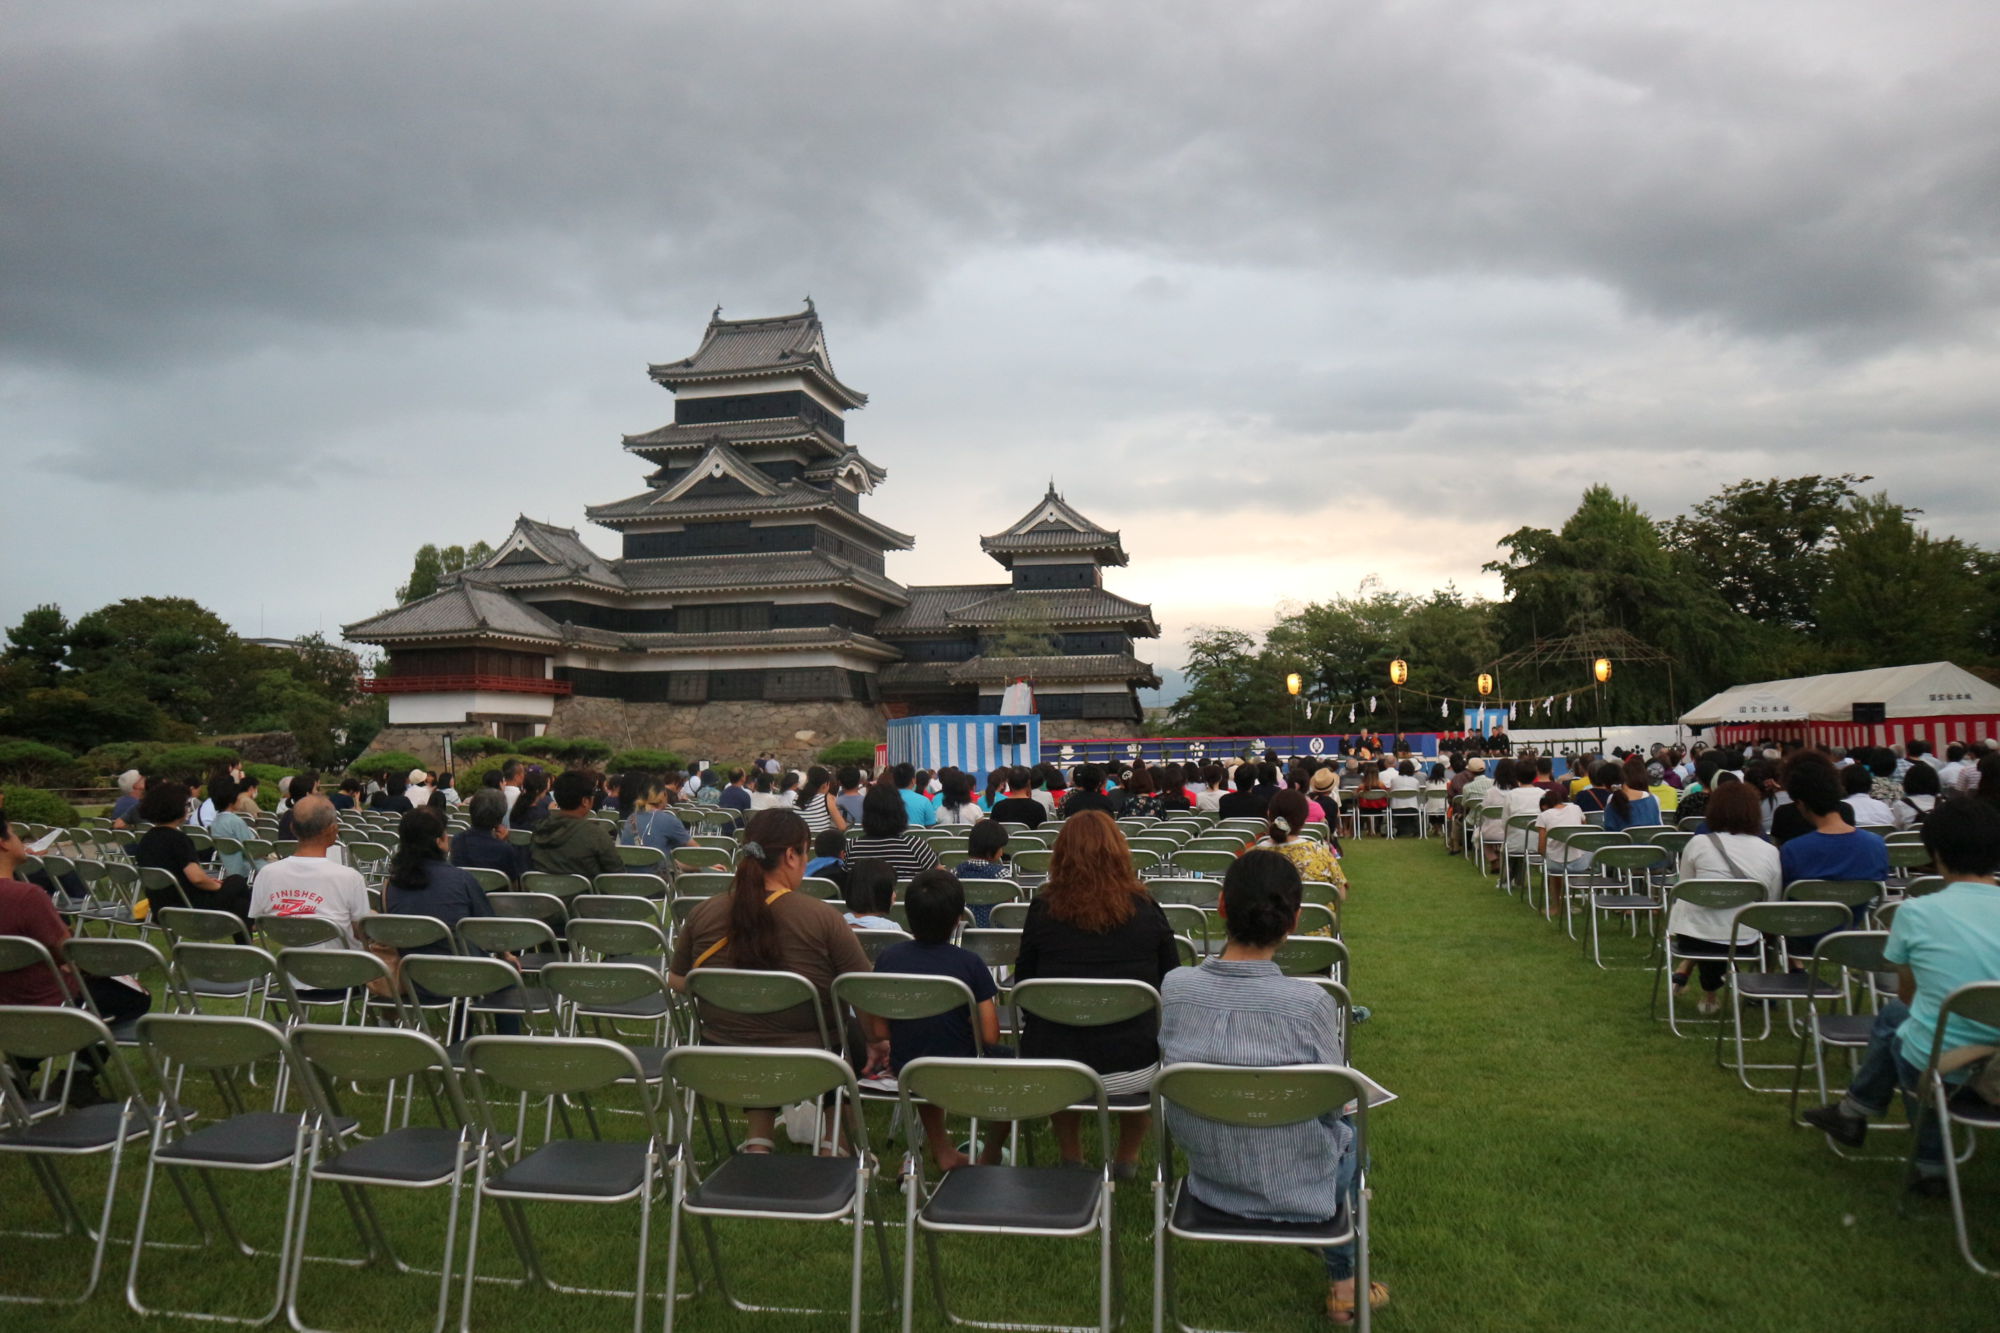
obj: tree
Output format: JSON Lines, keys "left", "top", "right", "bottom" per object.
{"left": 397, "top": 541, "right": 495, "bottom": 603}
{"left": 3, "top": 604, "right": 70, "bottom": 685}
{"left": 1817, "top": 494, "right": 1982, "bottom": 668}
{"left": 1168, "top": 627, "right": 1290, "bottom": 736}
{"left": 1661, "top": 474, "right": 1867, "bottom": 629}
{"left": 66, "top": 597, "right": 237, "bottom": 728}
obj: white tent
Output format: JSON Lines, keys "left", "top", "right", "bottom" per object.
{"left": 1681, "top": 661, "right": 2000, "bottom": 749}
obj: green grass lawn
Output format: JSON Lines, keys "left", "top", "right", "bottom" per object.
{"left": 5, "top": 837, "right": 1995, "bottom": 1330}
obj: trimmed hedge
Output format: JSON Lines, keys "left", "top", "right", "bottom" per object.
{"left": 141, "top": 745, "right": 240, "bottom": 781}
{"left": 3, "top": 786, "right": 80, "bottom": 827}
{"left": 450, "top": 736, "right": 510, "bottom": 759}
{"left": 0, "top": 740, "right": 82, "bottom": 786}
{"left": 606, "top": 749, "right": 686, "bottom": 774}
{"left": 815, "top": 739, "right": 879, "bottom": 767}
{"left": 346, "top": 751, "right": 427, "bottom": 781}
{"left": 519, "top": 737, "right": 614, "bottom": 764}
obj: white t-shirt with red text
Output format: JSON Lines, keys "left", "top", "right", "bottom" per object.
{"left": 248, "top": 856, "right": 373, "bottom": 947}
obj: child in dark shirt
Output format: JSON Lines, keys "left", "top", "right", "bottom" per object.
{"left": 954, "top": 820, "right": 1014, "bottom": 925}
{"left": 866, "top": 869, "right": 1008, "bottom": 1171}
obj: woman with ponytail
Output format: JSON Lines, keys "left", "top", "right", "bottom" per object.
{"left": 668, "top": 807, "right": 877, "bottom": 1152}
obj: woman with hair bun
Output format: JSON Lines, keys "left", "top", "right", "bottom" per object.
{"left": 1250, "top": 789, "right": 1348, "bottom": 903}
{"left": 669, "top": 807, "right": 875, "bottom": 1154}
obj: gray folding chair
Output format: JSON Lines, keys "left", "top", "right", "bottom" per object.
{"left": 285, "top": 1024, "right": 485, "bottom": 1333}
{"left": 0, "top": 1006, "right": 155, "bottom": 1306}
{"left": 537, "top": 962, "right": 678, "bottom": 1072}
{"left": 1906, "top": 982, "right": 2000, "bottom": 1276}
{"left": 594, "top": 871, "right": 670, "bottom": 901}
{"left": 662, "top": 1045, "right": 891, "bottom": 1333}
{"left": 684, "top": 968, "right": 832, "bottom": 1052}
{"left": 1581, "top": 843, "right": 1670, "bottom": 969}
{"left": 1787, "top": 930, "right": 1901, "bottom": 1156}
{"left": 460, "top": 1035, "right": 670, "bottom": 1333}
{"left": 1647, "top": 880, "right": 1766, "bottom": 1037}
{"left": 1151, "top": 1062, "right": 1379, "bottom": 1333}
{"left": 1713, "top": 902, "right": 1855, "bottom": 1092}
{"left": 1273, "top": 935, "right": 1350, "bottom": 986}
{"left": 896, "top": 1056, "right": 1116, "bottom": 1333}
{"left": 854, "top": 928, "right": 916, "bottom": 963}
{"left": 463, "top": 867, "right": 511, "bottom": 895}
{"left": 1012, "top": 979, "right": 1161, "bottom": 1117}
{"left": 673, "top": 872, "right": 734, "bottom": 899}
{"left": 126, "top": 1013, "right": 323, "bottom": 1326}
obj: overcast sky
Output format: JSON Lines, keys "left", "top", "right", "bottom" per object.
{"left": 7, "top": 0, "right": 1998, "bottom": 702}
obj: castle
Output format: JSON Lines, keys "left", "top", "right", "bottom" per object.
{"left": 345, "top": 305, "right": 1159, "bottom": 764}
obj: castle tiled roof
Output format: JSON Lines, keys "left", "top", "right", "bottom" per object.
{"left": 949, "top": 654, "right": 1161, "bottom": 688}
{"left": 621, "top": 418, "right": 847, "bottom": 455}
{"left": 611, "top": 552, "right": 908, "bottom": 604}
{"left": 872, "top": 584, "right": 1006, "bottom": 635}
{"left": 343, "top": 582, "right": 566, "bottom": 646}
{"left": 585, "top": 483, "right": 914, "bottom": 547}
{"left": 648, "top": 305, "right": 866, "bottom": 409}
{"left": 617, "top": 627, "right": 901, "bottom": 660}
{"left": 980, "top": 485, "right": 1127, "bottom": 566}
{"left": 944, "top": 588, "right": 1159, "bottom": 636}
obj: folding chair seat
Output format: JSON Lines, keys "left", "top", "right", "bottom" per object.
{"left": 461, "top": 1036, "right": 670, "bottom": 1330}
{"left": 1647, "top": 880, "right": 1766, "bottom": 1038}
{"left": 896, "top": 1057, "right": 1117, "bottom": 1333}
{"left": 1907, "top": 983, "right": 2000, "bottom": 1275}
{"left": 127, "top": 1014, "right": 327, "bottom": 1326}
{"left": 0, "top": 1006, "right": 155, "bottom": 1306}
{"left": 1152, "top": 1062, "right": 1381, "bottom": 1333}
{"left": 662, "top": 1046, "right": 892, "bottom": 1333}
{"left": 1714, "top": 902, "right": 1855, "bottom": 1093}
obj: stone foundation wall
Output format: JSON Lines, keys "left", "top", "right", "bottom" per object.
{"left": 549, "top": 698, "right": 888, "bottom": 768}
{"left": 357, "top": 725, "right": 455, "bottom": 770}
{"left": 1045, "top": 720, "right": 1148, "bottom": 742}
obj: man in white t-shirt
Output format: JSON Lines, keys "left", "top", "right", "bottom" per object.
{"left": 499, "top": 759, "right": 525, "bottom": 812}
{"left": 405, "top": 767, "right": 434, "bottom": 808}
{"left": 247, "top": 797, "right": 373, "bottom": 946}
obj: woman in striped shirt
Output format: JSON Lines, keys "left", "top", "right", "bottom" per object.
{"left": 797, "top": 766, "right": 847, "bottom": 837}
{"left": 844, "top": 783, "right": 939, "bottom": 879}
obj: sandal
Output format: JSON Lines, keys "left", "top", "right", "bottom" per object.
{"left": 1326, "top": 1281, "right": 1389, "bottom": 1323}
{"left": 738, "top": 1137, "right": 776, "bottom": 1154}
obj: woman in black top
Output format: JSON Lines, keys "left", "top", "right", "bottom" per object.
{"left": 133, "top": 780, "right": 252, "bottom": 922}
{"left": 1015, "top": 810, "right": 1178, "bottom": 1177}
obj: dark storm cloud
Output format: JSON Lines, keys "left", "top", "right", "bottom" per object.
{"left": 6, "top": 0, "right": 1997, "bottom": 374}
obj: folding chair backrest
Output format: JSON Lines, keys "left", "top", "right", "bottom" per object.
{"left": 664, "top": 1045, "right": 856, "bottom": 1111}
{"left": 1784, "top": 879, "right": 1880, "bottom": 909}
{"left": 957, "top": 879, "right": 1019, "bottom": 908}
{"left": 685, "top": 967, "right": 820, "bottom": 1017}
{"left": 1928, "top": 982, "right": 2000, "bottom": 1058}
{"left": 1172, "top": 850, "right": 1236, "bottom": 877}
{"left": 832, "top": 972, "right": 977, "bottom": 1024}
{"left": 566, "top": 917, "right": 668, "bottom": 959}
{"left": 539, "top": 961, "right": 670, "bottom": 1012}
{"left": 401, "top": 954, "right": 518, "bottom": 1000}
{"left": 1887, "top": 843, "right": 1934, "bottom": 870}
{"left": 1731, "top": 902, "right": 1853, "bottom": 942}
{"left": 520, "top": 871, "right": 589, "bottom": 900}
{"left": 854, "top": 929, "right": 913, "bottom": 962}
{"left": 1808, "top": 929, "right": 1892, "bottom": 976}
{"left": 1273, "top": 934, "right": 1349, "bottom": 978}
{"left": 798, "top": 876, "right": 843, "bottom": 901}
{"left": 276, "top": 946, "right": 391, "bottom": 994}
{"left": 1670, "top": 879, "right": 1765, "bottom": 912}
{"left": 64, "top": 936, "right": 171, "bottom": 987}
{"left": 900, "top": 1056, "right": 1104, "bottom": 1120}
{"left": 157, "top": 905, "right": 249, "bottom": 943}
{"left": 457, "top": 915, "right": 560, "bottom": 957}
{"left": 570, "top": 894, "right": 660, "bottom": 922}
{"left": 465, "top": 1034, "right": 645, "bottom": 1098}
{"left": 960, "top": 928, "right": 1022, "bottom": 968}
{"left": 1296, "top": 902, "right": 1338, "bottom": 936}
{"left": 257, "top": 915, "right": 345, "bottom": 950}
{"left": 360, "top": 913, "right": 455, "bottom": 952}
{"left": 1904, "top": 875, "right": 1946, "bottom": 897}
{"left": 486, "top": 892, "right": 567, "bottom": 926}
{"left": 292, "top": 1023, "right": 457, "bottom": 1088}
{"left": 1012, "top": 978, "right": 1159, "bottom": 1027}
{"left": 174, "top": 941, "right": 279, "bottom": 990}
{"left": 672, "top": 846, "right": 732, "bottom": 871}
{"left": 1011, "top": 850, "right": 1054, "bottom": 874}
{"left": 0, "top": 936, "right": 64, "bottom": 995}
{"left": 592, "top": 872, "right": 668, "bottom": 899}
{"left": 1154, "top": 1062, "right": 1361, "bottom": 1127}
{"left": 674, "top": 872, "right": 734, "bottom": 899}
{"left": 1593, "top": 844, "right": 1669, "bottom": 873}
{"left": 464, "top": 866, "right": 511, "bottom": 894}
{"left": 616, "top": 844, "right": 668, "bottom": 869}
{"left": 1148, "top": 878, "right": 1220, "bottom": 908}
{"left": 138, "top": 1012, "right": 287, "bottom": 1071}
{"left": 990, "top": 902, "right": 1030, "bottom": 929}
{"left": 0, "top": 1003, "right": 116, "bottom": 1061}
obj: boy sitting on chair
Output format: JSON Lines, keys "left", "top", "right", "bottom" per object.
{"left": 865, "top": 869, "right": 1009, "bottom": 1171}
{"left": 1159, "top": 850, "right": 1388, "bottom": 1325}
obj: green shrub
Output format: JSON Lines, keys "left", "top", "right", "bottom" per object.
{"left": 242, "top": 763, "right": 295, "bottom": 812}
{"left": 517, "top": 738, "right": 560, "bottom": 759}
{"left": 141, "top": 744, "right": 240, "bottom": 781}
{"left": 451, "top": 736, "right": 509, "bottom": 759}
{"left": 606, "top": 748, "right": 686, "bottom": 774}
{"left": 0, "top": 740, "right": 82, "bottom": 786}
{"left": 816, "top": 739, "right": 879, "bottom": 767}
{"left": 346, "top": 751, "right": 427, "bottom": 781}
{"left": 555, "top": 737, "right": 613, "bottom": 765}
{"left": 456, "top": 753, "right": 562, "bottom": 791}
{"left": 2, "top": 786, "right": 80, "bottom": 827}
